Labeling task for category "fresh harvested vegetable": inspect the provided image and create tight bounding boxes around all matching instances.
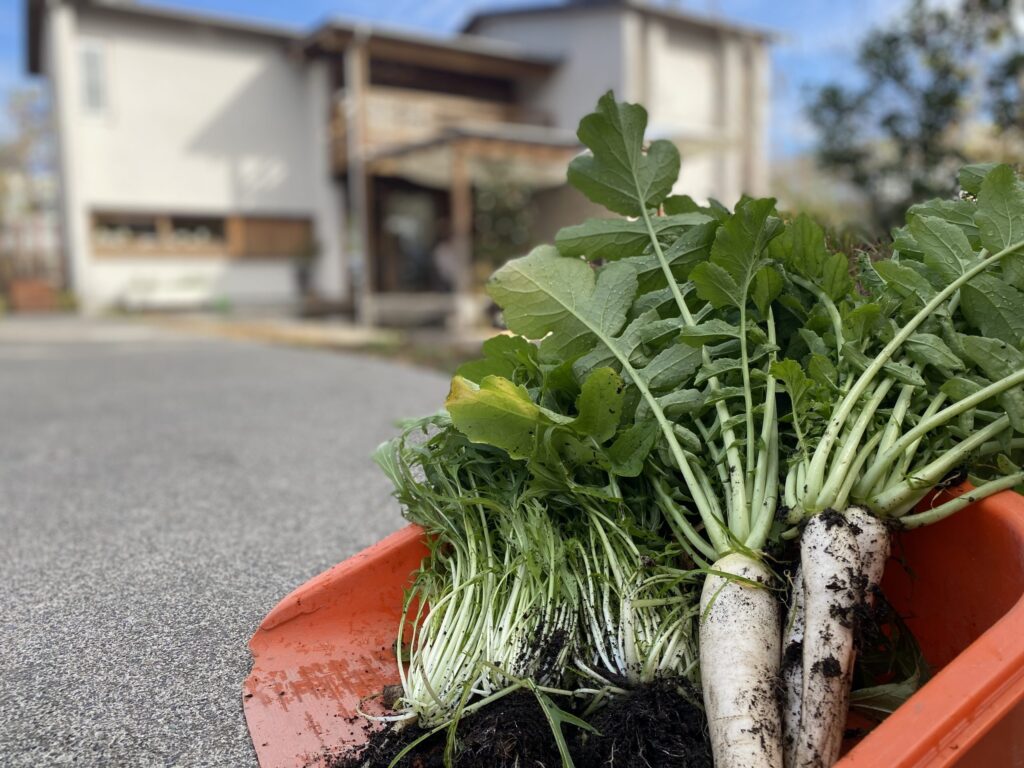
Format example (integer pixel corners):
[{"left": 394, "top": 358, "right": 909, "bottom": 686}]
[
  {"left": 793, "top": 512, "right": 859, "bottom": 767},
  {"left": 700, "top": 554, "right": 782, "bottom": 767},
  {"left": 375, "top": 417, "right": 561, "bottom": 726},
  {"left": 773, "top": 163, "right": 1024, "bottom": 767},
  {"left": 375, "top": 411, "right": 702, "bottom": 745},
  {"left": 367, "top": 91, "right": 1024, "bottom": 768},
  {"left": 453, "top": 94, "right": 790, "bottom": 766},
  {"left": 781, "top": 568, "right": 806, "bottom": 768}
]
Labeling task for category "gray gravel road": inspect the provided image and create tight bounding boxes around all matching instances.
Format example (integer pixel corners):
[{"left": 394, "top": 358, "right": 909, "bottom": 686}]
[{"left": 0, "top": 320, "right": 449, "bottom": 767}]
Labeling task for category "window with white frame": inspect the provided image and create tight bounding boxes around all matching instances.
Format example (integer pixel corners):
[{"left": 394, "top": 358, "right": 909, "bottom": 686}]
[{"left": 79, "top": 41, "right": 107, "bottom": 113}]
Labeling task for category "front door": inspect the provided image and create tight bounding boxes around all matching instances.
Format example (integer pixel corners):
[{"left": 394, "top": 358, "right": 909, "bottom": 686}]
[{"left": 372, "top": 177, "right": 451, "bottom": 294}]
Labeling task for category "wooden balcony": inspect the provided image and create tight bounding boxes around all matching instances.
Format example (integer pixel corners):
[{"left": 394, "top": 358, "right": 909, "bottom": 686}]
[{"left": 331, "top": 86, "right": 547, "bottom": 173}]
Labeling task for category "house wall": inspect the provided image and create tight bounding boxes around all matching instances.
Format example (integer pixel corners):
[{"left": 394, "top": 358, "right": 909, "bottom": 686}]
[
  {"left": 630, "top": 14, "right": 770, "bottom": 201},
  {"left": 468, "top": 9, "right": 628, "bottom": 133},
  {"left": 626, "top": 11, "right": 770, "bottom": 203},
  {"left": 474, "top": 9, "right": 770, "bottom": 205},
  {"left": 630, "top": 14, "right": 718, "bottom": 202},
  {"left": 45, "top": 5, "right": 345, "bottom": 312}
]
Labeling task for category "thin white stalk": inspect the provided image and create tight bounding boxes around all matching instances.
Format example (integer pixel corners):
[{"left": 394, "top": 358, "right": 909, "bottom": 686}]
[
  {"left": 748, "top": 419, "right": 780, "bottom": 551},
  {"left": 785, "top": 465, "right": 799, "bottom": 511},
  {"left": 882, "top": 393, "right": 948, "bottom": 497},
  {"left": 978, "top": 437, "right": 1024, "bottom": 456},
  {"left": 653, "top": 479, "right": 718, "bottom": 562},
  {"left": 834, "top": 432, "right": 883, "bottom": 512},
  {"left": 875, "top": 384, "right": 916, "bottom": 458},
  {"left": 739, "top": 301, "right": 759, "bottom": 514},
  {"left": 747, "top": 309, "right": 779, "bottom": 550}
]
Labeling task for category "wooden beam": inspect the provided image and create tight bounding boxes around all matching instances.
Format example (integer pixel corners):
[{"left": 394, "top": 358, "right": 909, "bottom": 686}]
[
  {"left": 366, "top": 38, "right": 552, "bottom": 80},
  {"left": 344, "top": 39, "right": 375, "bottom": 317},
  {"left": 458, "top": 137, "right": 578, "bottom": 163},
  {"left": 345, "top": 41, "right": 370, "bottom": 164},
  {"left": 450, "top": 141, "right": 473, "bottom": 299},
  {"left": 304, "top": 27, "right": 554, "bottom": 81},
  {"left": 226, "top": 215, "right": 244, "bottom": 257}
]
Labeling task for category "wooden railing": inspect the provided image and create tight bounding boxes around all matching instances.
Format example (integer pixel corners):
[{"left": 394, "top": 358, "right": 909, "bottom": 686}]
[{"left": 331, "top": 86, "right": 547, "bottom": 172}]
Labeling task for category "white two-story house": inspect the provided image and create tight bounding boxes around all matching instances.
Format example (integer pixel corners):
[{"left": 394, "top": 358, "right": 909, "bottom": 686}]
[{"left": 25, "top": 0, "right": 772, "bottom": 323}]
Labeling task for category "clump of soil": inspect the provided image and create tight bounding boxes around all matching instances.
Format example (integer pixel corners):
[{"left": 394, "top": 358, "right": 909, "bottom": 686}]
[
  {"left": 323, "top": 691, "right": 558, "bottom": 768},
  {"left": 811, "top": 655, "right": 842, "bottom": 678},
  {"left": 322, "top": 680, "right": 712, "bottom": 768},
  {"left": 455, "top": 691, "right": 561, "bottom": 767},
  {"left": 322, "top": 721, "right": 444, "bottom": 768},
  {"left": 576, "top": 680, "right": 712, "bottom": 768}
]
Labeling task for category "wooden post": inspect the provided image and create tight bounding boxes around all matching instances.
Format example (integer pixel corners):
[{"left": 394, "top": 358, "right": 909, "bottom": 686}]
[
  {"left": 450, "top": 140, "right": 474, "bottom": 328},
  {"left": 344, "top": 37, "right": 374, "bottom": 324}
]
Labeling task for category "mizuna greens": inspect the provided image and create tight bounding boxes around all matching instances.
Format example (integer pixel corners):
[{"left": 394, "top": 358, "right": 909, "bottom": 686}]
[
  {"left": 375, "top": 410, "right": 704, "bottom": 750},
  {"left": 372, "top": 92, "right": 1024, "bottom": 768}
]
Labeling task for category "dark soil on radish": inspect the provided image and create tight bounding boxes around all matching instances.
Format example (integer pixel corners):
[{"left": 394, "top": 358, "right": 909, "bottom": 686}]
[{"left": 321, "top": 680, "right": 711, "bottom": 768}]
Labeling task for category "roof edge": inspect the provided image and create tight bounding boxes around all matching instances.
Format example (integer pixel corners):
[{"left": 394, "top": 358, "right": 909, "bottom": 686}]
[
  {"left": 462, "top": 0, "right": 776, "bottom": 42},
  {"left": 26, "top": 0, "right": 43, "bottom": 74},
  {"left": 303, "top": 18, "right": 561, "bottom": 70},
  {"left": 26, "top": 0, "right": 301, "bottom": 76},
  {"left": 301, "top": 19, "right": 561, "bottom": 80}
]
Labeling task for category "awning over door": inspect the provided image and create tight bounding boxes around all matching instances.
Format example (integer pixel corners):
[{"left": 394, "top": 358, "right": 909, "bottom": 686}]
[{"left": 365, "top": 124, "right": 581, "bottom": 190}]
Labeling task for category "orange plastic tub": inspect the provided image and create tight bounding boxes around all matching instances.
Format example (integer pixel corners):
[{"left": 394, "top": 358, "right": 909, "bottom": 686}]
[{"left": 244, "top": 489, "right": 1024, "bottom": 768}]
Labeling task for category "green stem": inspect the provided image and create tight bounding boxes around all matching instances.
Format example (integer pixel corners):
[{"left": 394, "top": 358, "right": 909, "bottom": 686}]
[
  {"left": 900, "top": 471, "right": 1024, "bottom": 529},
  {"left": 747, "top": 419, "right": 779, "bottom": 551},
  {"left": 859, "top": 369, "right": 1024, "bottom": 496},
  {"left": 867, "top": 415, "right": 1011, "bottom": 516},
  {"left": 882, "top": 393, "right": 948, "bottom": 497},
  {"left": 640, "top": 205, "right": 694, "bottom": 325},
  {"left": 784, "top": 464, "right": 798, "bottom": 511},
  {"left": 804, "top": 238, "right": 1024, "bottom": 504},
  {"left": 747, "top": 309, "right": 779, "bottom": 550},
  {"left": 834, "top": 431, "right": 884, "bottom": 511},
  {"left": 877, "top": 383, "right": 917, "bottom": 457},
  {"left": 812, "top": 376, "right": 895, "bottom": 512},
  {"left": 640, "top": 205, "right": 744, "bottom": 552},
  {"left": 653, "top": 478, "right": 717, "bottom": 562},
  {"left": 979, "top": 437, "right": 1024, "bottom": 456},
  {"left": 790, "top": 273, "right": 844, "bottom": 365},
  {"left": 739, "top": 302, "right": 758, "bottom": 509}
]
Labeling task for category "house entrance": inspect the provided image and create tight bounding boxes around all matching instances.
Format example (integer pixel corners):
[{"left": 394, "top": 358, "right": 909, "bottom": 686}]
[{"left": 372, "top": 177, "right": 452, "bottom": 294}]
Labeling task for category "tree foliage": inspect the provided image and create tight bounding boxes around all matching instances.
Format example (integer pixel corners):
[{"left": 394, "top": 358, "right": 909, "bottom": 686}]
[{"left": 807, "top": 0, "right": 1023, "bottom": 234}]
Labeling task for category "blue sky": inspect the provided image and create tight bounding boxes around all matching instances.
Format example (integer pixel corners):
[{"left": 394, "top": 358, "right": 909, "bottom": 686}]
[{"left": 0, "top": 0, "right": 897, "bottom": 157}]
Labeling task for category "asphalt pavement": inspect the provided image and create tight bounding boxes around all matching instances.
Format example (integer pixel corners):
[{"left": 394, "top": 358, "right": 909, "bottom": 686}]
[{"left": 0, "top": 318, "right": 449, "bottom": 767}]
